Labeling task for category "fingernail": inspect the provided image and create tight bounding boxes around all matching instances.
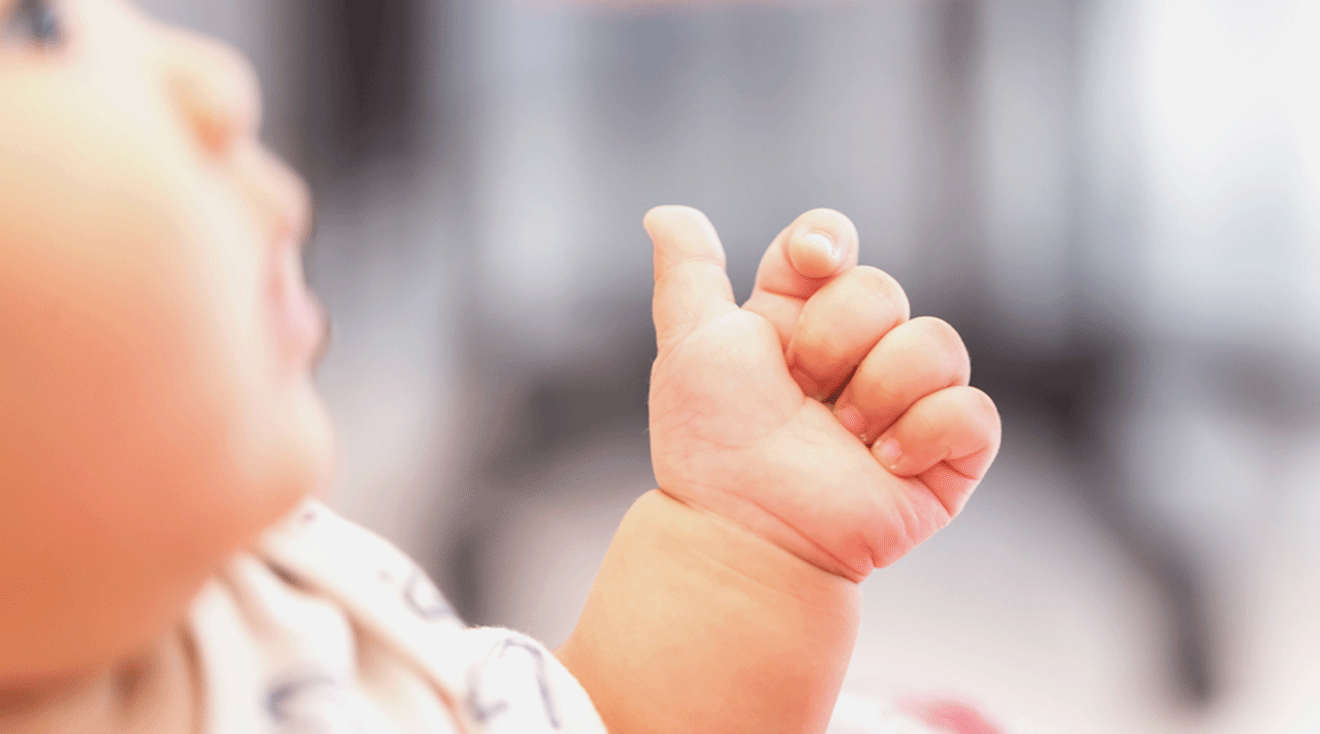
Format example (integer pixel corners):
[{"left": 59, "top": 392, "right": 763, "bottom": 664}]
[
  {"left": 877, "top": 438, "right": 902, "bottom": 468},
  {"left": 834, "top": 404, "right": 866, "bottom": 436},
  {"left": 802, "top": 231, "right": 837, "bottom": 260}
]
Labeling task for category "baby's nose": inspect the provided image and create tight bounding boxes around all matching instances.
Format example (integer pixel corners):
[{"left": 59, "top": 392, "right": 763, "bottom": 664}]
[
  {"left": 237, "top": 142, "right": 314, "bottom": 246},
  {"left": 162, "top": 29, "right": 263, "bottom": 157}
]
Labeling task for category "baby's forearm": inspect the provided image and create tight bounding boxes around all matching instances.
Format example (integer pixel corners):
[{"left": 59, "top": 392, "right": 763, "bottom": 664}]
[{"left": 556, "top": 490, "right": 860, "bottom": 734}]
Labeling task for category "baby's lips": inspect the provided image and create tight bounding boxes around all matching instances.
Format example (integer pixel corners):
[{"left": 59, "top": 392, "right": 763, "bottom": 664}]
[
  {"left": 310, "top": 298, "right": 333, "bottom": 370},
  {"left": 268, "top": 240, "right": 326, "bottom": 365}
]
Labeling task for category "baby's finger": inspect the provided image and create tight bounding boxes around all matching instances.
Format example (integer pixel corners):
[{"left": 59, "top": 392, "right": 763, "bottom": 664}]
[
  {"left": 783, "top": 267, "right": 910, "bottom": 401},
  {"left": 872, "top": 386, "right": 1001, "bottom": 516},
  {"left": 645, "top": 206, "right": 736, "bottom": 354},
  {"left": 832, "top": 317, "right": 969, "bottom": 444},
  {"left": 742, "top": 209, "right": 860, "bottom": 348}
]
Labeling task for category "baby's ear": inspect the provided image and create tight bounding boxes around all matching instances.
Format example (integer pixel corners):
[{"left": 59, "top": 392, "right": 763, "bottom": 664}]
[{"left": 644, "top": 206, "right": 736, "bottom": 353}]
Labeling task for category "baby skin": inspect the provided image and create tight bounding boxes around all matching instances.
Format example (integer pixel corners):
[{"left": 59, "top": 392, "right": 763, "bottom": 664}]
[
  {"left": 0, "top": 0, "right": 999, "bottom": 729},
  {"left": 558, "top": 206, "right": 1001, "bottom": 734}
]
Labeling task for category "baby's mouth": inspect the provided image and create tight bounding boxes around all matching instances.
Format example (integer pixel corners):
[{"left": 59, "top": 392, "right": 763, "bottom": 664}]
[{"left": 269, "top": 239, "right": 325, "bottom": 367}]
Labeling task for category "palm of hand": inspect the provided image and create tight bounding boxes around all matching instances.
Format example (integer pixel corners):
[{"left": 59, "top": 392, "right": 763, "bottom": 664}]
[{"left": 645, "top": 207, "right": 1001, "bottom": 581}]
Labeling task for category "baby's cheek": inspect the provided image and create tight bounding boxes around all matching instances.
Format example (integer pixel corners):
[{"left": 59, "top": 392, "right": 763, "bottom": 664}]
[
  {"left": 183, "top": 176, "right": 336, "bottom": 532},
  {"left": 0, "top": 153, "right": 328, "bottom": 680},
  {"left": 0, "top": 55, "right": 332, "bottom": 679}
]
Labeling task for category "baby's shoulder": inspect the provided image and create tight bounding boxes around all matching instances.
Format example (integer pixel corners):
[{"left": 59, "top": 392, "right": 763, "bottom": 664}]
[
  {"left": 258, "top": 500, "right": 464, "bottom": 630},
  {"left": 186, "top": 500, "right": 605, "bottom": 734}
]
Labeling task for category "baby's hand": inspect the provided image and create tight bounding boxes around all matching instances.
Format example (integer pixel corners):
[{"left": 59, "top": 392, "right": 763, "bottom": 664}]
[{"left": 646, "top": 206, "right": 1000, "bottom": 581}]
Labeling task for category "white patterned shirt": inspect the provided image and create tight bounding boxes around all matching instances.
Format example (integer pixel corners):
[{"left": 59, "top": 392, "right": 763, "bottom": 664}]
[{"left": 185, "top": 500, "right": 981, "bottom": 734}]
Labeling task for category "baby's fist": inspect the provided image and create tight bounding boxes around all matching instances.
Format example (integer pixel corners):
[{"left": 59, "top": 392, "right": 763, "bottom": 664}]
[{"left": 645, "top": 206, "right": 1000, "bottom": 581}]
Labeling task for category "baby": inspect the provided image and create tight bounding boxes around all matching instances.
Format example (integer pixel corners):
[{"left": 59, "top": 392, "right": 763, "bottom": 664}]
[{"left": 0, "top": 1, "right": 1002, "bottom": 732}]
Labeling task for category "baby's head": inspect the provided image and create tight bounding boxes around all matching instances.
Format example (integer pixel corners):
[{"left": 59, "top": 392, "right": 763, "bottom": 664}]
[{"left": 1, "top": 0, "right": 332, "bottom": 684}]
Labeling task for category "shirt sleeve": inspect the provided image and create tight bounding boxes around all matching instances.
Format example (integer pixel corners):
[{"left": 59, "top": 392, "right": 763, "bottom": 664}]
[{"left": 442, "top": 626, "right": 608, "bottom": 734}]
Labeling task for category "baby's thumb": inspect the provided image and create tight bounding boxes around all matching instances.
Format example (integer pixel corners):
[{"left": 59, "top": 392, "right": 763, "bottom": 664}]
[{"left": 645, "top": 206, "right": 736, "bottom": 352}]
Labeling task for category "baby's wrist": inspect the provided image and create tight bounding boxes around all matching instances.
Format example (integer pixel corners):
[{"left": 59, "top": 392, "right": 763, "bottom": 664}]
[
  {"left": 559, "top": 489, "right": 860, "bottom": 734},
  {"left": 640, "top": 489, "right": 859, "bottom": 600}
]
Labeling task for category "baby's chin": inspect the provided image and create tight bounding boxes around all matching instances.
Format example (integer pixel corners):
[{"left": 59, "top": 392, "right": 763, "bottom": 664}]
[
  {"left": 6, "top": 379, "right": 335, "bottom": 685},
  {"left": 251, "top": 373, "right": 336, "bottom": 529},
  {"left": 288, "top": 375, "right": 337, "bottom": 503}
]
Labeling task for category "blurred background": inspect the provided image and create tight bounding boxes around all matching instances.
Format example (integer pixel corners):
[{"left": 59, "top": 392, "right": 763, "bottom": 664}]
[{"left": 138, "top": 0, "right": 1320, "bottom": 731}]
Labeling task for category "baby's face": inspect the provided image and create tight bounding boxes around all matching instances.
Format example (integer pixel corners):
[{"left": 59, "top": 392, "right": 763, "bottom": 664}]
[{"left": 0, "top": 0, "right": 332, "bottom": 682}]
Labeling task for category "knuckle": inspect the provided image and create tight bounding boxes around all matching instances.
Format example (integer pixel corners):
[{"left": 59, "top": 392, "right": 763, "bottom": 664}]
[
  {"left": 906, "top": 403, "right": 942, "bottom": 440},
  {"left": 788, "top": 329, "right": 842, "bottom": 374},
  {"left": 847, "top": 266, "right": 910, "bottom": 321},
  {"left": 910, "top": 316, "right": 969, "bottom": 376},
  {"left": 966, "top": 387, "right": 1000, "bottom": 428},
  {"left": 853, "top": 363, "right": 902, "bottom": 408}
]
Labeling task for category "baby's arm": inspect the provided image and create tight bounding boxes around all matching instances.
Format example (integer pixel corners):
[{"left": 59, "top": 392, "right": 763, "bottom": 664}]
[
  {"left": 556, "top": 207, "right": 1001, "bottom": 734},
  {"left": 557, "top": 489, "right": 860, "bottom": 734}
]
